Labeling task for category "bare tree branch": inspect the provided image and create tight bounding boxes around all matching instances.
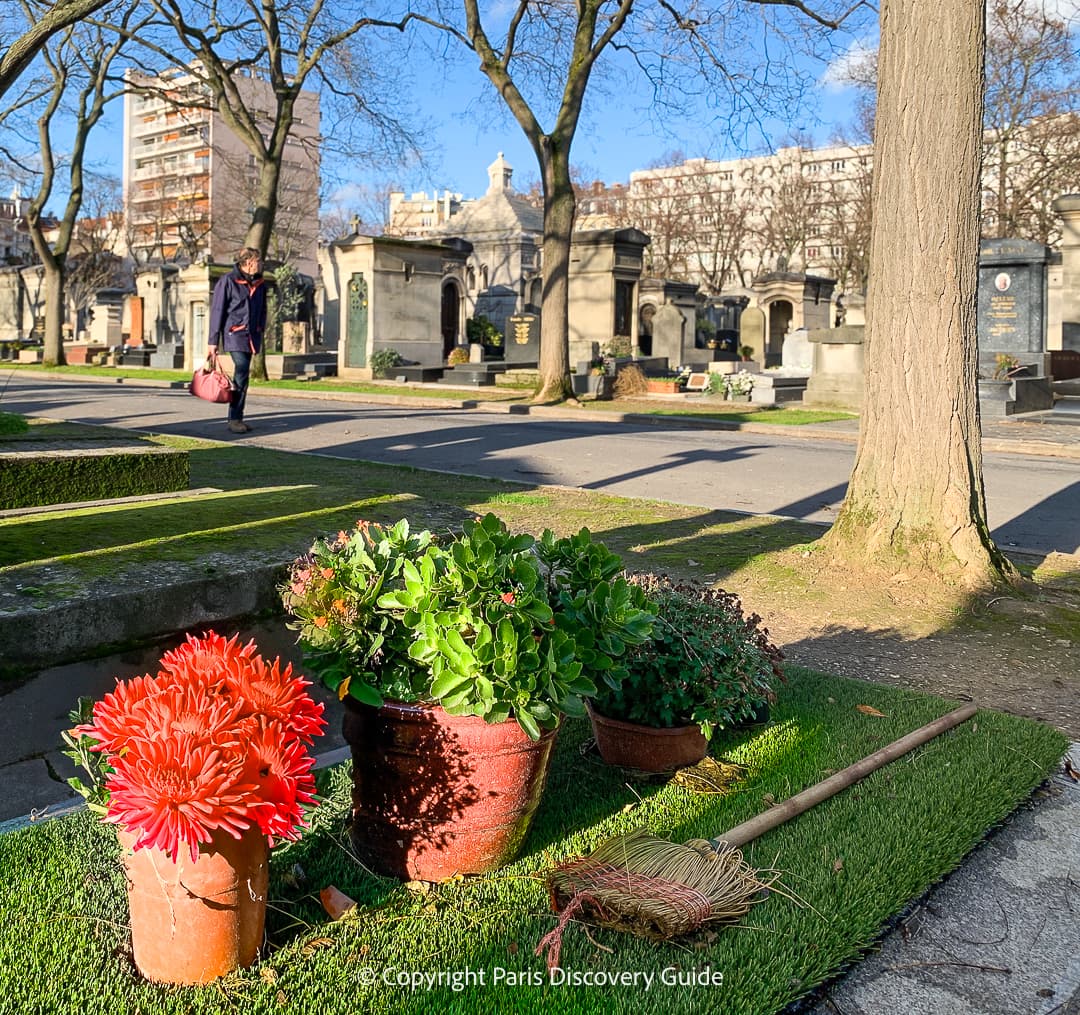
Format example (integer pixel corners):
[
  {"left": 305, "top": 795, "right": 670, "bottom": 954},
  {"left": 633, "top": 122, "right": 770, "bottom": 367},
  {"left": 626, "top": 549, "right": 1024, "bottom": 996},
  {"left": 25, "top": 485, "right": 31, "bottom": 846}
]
[{"left": 0, "top": 0, "right": 114, "bottom": 100}]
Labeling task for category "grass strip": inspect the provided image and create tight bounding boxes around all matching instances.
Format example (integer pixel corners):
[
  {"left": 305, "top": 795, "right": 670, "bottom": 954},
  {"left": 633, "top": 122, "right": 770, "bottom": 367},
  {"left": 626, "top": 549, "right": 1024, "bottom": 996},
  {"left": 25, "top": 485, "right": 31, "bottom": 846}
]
[
  {"left": 1, "top": 426, "right": 821, "bottom": 598},
  {"left": 0, "top": 669, "right": 1065, "bottom": 1014}
]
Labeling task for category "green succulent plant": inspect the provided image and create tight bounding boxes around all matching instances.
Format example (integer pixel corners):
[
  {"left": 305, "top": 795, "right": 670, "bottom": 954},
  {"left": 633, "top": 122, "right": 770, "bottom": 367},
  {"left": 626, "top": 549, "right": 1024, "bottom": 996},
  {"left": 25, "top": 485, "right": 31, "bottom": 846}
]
[{"left": 281, "top": 514, "right": 655, "bottom": 739}]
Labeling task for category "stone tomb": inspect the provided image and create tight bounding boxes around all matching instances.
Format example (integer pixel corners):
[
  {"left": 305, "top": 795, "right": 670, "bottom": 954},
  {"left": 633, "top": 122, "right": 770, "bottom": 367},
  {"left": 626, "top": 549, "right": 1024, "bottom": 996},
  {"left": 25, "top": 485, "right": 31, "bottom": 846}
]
[
  {"left": 739, "top": 306, "right": 766, "bottom": 364},
  {"left": 649, "top": 304, "right": 689, "bottom": 367},
  {"left": 977, "top": 238, "right": 1051, "bottom": 367},
  {"left": 977, "top": 238, "right": 1053, "bottom": 414},
  {"left": 504, "top": 313, "right": 539, "bottom": 366},
  {"left": 750, "top": 326, "right": 814, "bottom": 404}
]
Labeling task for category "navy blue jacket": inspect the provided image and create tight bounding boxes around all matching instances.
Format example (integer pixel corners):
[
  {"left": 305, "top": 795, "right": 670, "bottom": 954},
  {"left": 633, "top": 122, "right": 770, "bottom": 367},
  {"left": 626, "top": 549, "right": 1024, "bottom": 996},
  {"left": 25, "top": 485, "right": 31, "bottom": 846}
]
[{"left": 209, "top": 266, "right": 267, "bottom": 353}]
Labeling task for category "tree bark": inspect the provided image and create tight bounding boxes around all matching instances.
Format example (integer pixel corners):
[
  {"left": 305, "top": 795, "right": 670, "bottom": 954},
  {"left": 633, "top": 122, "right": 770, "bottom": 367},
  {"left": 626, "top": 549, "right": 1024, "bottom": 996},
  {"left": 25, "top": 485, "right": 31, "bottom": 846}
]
[
  {"left": 535, "top": 142, "right": 575, "bottom": 404},
  {"left": 0, "top": 0, "right": 110, "bottom": 100},
  {"left": 41, "top": 259, "right": 67, "bottom": 366},
  {"left": 824, "top": 0, "right": 1014, "bottom": 587}
]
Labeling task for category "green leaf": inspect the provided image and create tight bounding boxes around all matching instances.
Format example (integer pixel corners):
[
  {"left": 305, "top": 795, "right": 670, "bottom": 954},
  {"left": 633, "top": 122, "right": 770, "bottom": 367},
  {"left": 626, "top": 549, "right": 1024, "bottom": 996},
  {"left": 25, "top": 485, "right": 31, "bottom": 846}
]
[
  {"left": 515, "top": 709, "right": 541, "bottom": 741},
  {"left": 348, "top": 681, "right": 383, "bottom": 708},
  {"left": 430, "top": 670, "right": 471, "bottom": 699}
]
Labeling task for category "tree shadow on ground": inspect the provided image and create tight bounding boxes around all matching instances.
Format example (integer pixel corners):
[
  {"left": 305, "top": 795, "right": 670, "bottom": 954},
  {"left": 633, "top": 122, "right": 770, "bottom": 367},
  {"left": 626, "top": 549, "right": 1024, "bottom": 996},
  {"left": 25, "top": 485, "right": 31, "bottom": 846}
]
[{"left": 777, "top": 616, "right": 1080, "bottom": 737}]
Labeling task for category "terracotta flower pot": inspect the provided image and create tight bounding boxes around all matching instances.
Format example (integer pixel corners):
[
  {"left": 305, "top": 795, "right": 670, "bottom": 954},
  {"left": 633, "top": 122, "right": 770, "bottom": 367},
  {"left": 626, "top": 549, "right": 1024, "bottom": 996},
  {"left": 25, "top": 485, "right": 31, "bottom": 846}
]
[
  {"left": 342, "top": 699, "right": 558, "bottom": 882},
  {"left": 120, "top": 825, "right": 268, "bottom": 985},
  {"left": 587, "top": 704, "right": 708, "bottom": 773}
]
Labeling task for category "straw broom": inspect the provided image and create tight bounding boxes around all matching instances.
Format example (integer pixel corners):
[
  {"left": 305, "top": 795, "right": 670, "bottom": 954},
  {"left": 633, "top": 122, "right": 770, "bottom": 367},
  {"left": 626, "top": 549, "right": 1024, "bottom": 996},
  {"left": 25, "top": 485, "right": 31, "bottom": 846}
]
[{"left": 540, "top": 703, "right": 978, "bottom": 961}]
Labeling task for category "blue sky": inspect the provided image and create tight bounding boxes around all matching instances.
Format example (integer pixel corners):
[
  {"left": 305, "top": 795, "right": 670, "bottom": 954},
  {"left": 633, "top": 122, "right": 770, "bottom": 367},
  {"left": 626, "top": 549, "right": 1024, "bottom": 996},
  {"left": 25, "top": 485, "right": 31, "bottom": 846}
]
[
  {"left": 17, "top": 13, "right": 874, "bottom": 219},
  {"left": 11, "top": 1, "right": 1080, "bottom": 222},
  {"left": 317, "top": 36, "right": 871, "bottom": 217}
]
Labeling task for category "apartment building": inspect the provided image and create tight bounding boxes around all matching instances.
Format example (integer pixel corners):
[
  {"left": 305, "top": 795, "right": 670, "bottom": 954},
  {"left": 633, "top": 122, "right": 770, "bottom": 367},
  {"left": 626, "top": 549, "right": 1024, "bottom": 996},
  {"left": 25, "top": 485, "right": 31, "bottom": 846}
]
[
  {"left": 623, "top": 143, "right": 873, "bottom": 296},
  {"left": 385, "top": 189, "right": 467, "bottom": 238},
  {"left": 122, "top": 64, "right": 321, "bottom": 275},
  {"left": 621, "top": 117, "right": 1077, "bottom": 297}
]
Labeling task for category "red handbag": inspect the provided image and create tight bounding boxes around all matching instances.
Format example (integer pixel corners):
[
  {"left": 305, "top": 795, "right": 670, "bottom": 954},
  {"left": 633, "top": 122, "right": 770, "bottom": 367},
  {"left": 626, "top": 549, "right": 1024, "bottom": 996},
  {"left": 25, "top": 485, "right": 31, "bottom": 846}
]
[{"left": 190, "top": 358, "right": 234, "bottom": 404}]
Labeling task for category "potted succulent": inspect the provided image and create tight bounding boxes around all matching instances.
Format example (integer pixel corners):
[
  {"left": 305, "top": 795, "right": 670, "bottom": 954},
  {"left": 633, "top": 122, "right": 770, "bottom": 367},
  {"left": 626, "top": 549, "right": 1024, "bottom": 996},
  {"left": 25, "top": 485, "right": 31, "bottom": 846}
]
[
  {"left": 61, "top": 632, "right": 325, "bottom": 985},
  {"left": 588, "top": 575, "right": 784, "bottom": 773},
  {"left": 281, "top": 514, "right": 653, "bottom": 881}
]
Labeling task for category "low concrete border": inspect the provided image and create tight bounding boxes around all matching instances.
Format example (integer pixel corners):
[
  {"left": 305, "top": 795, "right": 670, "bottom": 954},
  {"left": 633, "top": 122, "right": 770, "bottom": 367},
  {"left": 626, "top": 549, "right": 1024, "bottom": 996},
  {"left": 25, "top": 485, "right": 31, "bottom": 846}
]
[{"left": 0, "top": 558, "right": 288, "bottom": 672}]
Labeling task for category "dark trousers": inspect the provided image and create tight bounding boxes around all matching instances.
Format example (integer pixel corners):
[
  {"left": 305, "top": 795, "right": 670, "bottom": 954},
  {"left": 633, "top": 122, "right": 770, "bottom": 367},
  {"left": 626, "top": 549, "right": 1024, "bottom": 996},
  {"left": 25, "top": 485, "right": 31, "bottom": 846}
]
[{"left": 228, "top": 350, "right": 252, "bottom": 421}]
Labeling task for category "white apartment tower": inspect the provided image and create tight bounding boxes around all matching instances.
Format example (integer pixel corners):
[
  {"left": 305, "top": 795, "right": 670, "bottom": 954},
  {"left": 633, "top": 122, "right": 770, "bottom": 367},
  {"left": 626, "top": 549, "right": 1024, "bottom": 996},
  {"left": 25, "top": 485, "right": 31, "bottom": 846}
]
[{"left": 122, "top": 64, "right": 321, "bottom": 275}]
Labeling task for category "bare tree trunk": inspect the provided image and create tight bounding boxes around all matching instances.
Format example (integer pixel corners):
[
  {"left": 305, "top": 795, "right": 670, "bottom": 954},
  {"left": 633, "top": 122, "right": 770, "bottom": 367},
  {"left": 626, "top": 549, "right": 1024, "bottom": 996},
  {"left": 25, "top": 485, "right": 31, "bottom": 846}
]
[
  {"left": 535, "top": 145, "right": 575, "bottom": 404},
  {"left": 823, "top": 0, "right": 1014, "bottom": 587},
  {"left": 243, "top": 148, "right": 283, "bottom": 258},
  {"left": 41, "top": 259, "right": 66, "bottom": 367},
  {"left": 244, "top": 156, "right": 283, "bottom": 382}
]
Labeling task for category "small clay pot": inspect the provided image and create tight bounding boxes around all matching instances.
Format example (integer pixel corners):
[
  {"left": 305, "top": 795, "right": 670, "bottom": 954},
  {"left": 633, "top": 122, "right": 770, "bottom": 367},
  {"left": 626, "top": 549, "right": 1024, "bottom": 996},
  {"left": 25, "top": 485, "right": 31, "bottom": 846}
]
[
  {"left": 587, "top": 704, "right": 707, "bottom": 773},
  {"left": 120, "top": 825, "right": 268, "bottom": 985}
]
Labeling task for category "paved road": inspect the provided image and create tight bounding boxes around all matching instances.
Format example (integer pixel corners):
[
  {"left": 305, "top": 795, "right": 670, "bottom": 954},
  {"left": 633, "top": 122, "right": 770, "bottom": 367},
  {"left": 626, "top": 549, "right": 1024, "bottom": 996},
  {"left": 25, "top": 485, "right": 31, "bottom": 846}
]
[{"left": 4, "top": 376, "right": 1079, "bottom": 557}]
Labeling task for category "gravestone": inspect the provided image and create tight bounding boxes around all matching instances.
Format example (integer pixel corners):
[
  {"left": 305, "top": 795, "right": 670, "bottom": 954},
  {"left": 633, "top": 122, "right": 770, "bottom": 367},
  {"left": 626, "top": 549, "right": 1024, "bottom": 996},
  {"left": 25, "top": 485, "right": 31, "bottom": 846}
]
[
  {"left": 149, "top": 341, "right": 185, "bottom": 369},
  {"left": 780, "top": 328, "right": 812, "bottom": 373},
  {"left": 977, "top": 238, "right": 1050, "bottom": 370},
  {"left": 505, "top": 313, "right": 539, "bottom": 365},
  {"left": 650, "top": 304, "right": 686, "bottom": 366},
  {"left": 739, "top": 306, "right": 765, "bottom": 363}
]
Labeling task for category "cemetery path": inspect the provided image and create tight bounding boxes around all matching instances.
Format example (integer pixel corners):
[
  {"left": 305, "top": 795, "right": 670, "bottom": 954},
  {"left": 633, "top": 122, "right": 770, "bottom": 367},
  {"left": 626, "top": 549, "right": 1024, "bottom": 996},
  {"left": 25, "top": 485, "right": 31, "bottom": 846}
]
[
  {"left": 4, "top": 375, "right": 1080, "bottom": 557},
  {"left": 4, "top": 374, "right": 1079, "bottom": 741}
]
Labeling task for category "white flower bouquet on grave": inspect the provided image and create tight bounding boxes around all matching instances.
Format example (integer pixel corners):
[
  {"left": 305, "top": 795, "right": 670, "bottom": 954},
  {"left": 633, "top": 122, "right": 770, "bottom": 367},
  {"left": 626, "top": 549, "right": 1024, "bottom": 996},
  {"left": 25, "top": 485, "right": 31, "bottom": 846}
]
[{"left": 726, "top": 371, "right": 754, "bottom": 396}]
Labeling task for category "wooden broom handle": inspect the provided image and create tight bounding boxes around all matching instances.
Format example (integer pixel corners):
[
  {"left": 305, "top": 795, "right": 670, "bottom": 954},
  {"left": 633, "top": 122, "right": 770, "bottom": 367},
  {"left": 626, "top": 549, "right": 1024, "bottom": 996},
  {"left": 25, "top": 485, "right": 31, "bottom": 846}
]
[{"left": 712, "top": 703, "right": 979, "bottom": 852}]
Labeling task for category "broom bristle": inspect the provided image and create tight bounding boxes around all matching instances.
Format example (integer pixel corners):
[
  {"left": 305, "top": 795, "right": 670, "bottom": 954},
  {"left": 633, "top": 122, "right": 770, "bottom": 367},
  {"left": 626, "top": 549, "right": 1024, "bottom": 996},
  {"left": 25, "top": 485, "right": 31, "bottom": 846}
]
[{"left": 548, "top": 828, "right": 773, "bottom": 940}]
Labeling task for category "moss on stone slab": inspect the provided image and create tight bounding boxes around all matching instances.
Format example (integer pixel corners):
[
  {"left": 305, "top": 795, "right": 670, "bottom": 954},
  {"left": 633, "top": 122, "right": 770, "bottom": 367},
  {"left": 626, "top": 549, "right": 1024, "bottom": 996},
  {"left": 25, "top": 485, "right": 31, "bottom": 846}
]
[{"left": 0, "top": 447, "right": 189, "bottom": 510}]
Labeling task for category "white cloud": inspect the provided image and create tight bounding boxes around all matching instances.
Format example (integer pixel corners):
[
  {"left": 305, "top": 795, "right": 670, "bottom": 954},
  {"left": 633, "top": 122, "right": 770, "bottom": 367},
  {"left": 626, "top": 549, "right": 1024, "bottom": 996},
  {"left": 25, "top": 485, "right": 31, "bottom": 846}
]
[
  {"left": 1040, "top": 0, "right": 1080, "bottom": 21},
  {"left": 820, "top": 39, "right": 877, "bottom": 93}
]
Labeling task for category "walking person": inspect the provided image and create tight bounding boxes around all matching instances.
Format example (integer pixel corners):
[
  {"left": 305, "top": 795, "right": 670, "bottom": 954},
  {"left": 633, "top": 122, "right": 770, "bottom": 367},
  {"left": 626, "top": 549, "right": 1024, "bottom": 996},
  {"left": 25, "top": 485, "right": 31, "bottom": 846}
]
[{"left": 208, "top": 247, "right": 266, "bottom": 433}]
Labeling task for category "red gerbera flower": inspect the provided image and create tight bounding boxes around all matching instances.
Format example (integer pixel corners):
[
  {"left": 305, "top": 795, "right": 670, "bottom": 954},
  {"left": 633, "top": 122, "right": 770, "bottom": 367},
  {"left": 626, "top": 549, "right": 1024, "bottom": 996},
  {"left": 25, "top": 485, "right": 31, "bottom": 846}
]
[
  {"left": 104, "top": 738, "right": 257, "bottom": 862},
  {"left": 87, "top": 681, "right": 244, "bottom": 757},
  {"left": 222, "top": 656, "right": 325, "bottom": 742},
  {"left": 236, "top": 720, "right": 319, "bottom": 843},
  {"left": 77, "top": 631, "right": 325, "bottom": 861}
]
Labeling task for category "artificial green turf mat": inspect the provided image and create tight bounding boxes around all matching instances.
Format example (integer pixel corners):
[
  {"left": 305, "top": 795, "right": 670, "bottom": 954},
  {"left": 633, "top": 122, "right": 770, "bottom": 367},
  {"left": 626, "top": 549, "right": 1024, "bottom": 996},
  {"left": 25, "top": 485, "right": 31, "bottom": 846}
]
[{"left": 0, "top": 670, "right": 1066, "bottom": 1014}]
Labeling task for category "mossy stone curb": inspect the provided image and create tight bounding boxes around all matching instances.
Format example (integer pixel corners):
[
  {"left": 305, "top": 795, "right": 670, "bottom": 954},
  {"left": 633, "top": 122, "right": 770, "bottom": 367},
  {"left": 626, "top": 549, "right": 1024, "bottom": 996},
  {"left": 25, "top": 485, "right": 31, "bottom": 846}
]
[
  {"left": 0, "top": 558, "right": 285, "bottom": 674},
  {"left": 0, "top": 446, "right": 189, "bottom": 510}
]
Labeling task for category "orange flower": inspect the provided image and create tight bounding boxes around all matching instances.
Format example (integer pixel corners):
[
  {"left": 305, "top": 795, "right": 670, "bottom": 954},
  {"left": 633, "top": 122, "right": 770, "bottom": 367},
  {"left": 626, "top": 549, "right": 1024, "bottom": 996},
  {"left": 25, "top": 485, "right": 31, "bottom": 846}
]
[
  {"left": 321, "top": 567, "right": 335, "bottom": 579},
  {"left": 313, "top": 616, "right": 328, "bottom": 628},
  {"left": 501, "top": 591, "right": 516, "bottom": 606},
  {"left": 104, "top": 738, "right": 256, "bottom": 862},
  {"left": 238, "top": 720, "right": 318, "bottom": 842},
  {"left": 78, "top": 631, "right": 325, "bottom": 862},
  {"left": 223, "top": 656, "right": 325, "bottom": 742},
  {"left": 332, "top": 598, "right": 346, "bottom": 613}
]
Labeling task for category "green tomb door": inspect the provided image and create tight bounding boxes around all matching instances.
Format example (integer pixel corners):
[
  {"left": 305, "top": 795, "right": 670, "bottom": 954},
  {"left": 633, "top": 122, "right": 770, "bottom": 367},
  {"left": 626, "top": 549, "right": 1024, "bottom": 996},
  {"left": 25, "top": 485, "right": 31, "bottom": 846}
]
[{"left": 347, "top": 273, "right": 368, "bottom": 368}]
